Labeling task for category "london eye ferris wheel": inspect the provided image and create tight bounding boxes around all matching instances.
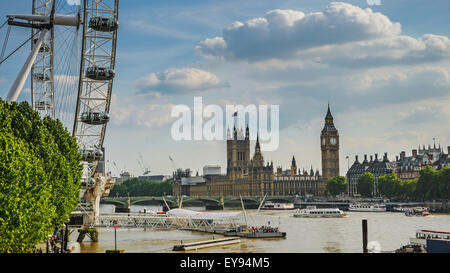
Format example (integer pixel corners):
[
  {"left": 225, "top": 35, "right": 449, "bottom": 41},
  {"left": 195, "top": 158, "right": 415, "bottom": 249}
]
[{"left": 3, "top": 0, "right": 119, "bottom": 186}]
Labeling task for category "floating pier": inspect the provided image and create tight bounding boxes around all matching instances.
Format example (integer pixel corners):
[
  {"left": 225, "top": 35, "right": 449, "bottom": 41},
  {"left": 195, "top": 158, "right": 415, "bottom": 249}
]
[
  {"left": 225, "top": 231, "right": 286, "bottom": 238},
  {"left": 173, "top": 237, "right": 241, "bottom": 251},
  {"left": 181, "top": 226, "right": 287, "bottom": 239}
]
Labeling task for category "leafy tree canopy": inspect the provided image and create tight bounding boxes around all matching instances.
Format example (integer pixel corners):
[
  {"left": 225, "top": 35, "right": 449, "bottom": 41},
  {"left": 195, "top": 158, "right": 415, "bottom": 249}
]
[
  {"left": 357, "top": 172, "right": 375, "bottom": 197},
  {"left": 326, "top": 176, "right": 347, "bottom": 196},
  {"left": 0, "top": 98, "right": 82, "bottom": 252},
  {"left": 109, "top": 178, "right": 173, "bottom": 197}
]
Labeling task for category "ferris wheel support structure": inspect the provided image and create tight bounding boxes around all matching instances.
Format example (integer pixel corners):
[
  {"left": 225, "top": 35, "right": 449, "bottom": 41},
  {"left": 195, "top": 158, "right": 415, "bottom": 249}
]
[
  {"left": 6, "top": 28, "right": 48, "bottom": 102},
  {"left": 5, "top": 11, "right": 80, "bottom": 103}
]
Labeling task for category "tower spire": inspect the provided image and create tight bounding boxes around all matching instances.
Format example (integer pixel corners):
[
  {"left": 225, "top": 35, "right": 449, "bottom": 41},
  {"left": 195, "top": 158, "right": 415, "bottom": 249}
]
[
  {"left": 255, "top": 133, "right": 260, "bottom": 152},
  {"left": 326, "top": 102, "right": 333, "bottom": 121}
]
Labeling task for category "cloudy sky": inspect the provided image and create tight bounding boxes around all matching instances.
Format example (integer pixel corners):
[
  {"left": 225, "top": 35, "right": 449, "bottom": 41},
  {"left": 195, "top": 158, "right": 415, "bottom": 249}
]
[{"left": 1, "top": 0, "right": 449, "bottom": 177}]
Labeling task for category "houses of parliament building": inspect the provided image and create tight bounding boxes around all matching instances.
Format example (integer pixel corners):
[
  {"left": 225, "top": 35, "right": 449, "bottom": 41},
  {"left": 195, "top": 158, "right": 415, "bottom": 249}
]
[{"left": 173, "top": 105, "right": 340, "bottom": 197}]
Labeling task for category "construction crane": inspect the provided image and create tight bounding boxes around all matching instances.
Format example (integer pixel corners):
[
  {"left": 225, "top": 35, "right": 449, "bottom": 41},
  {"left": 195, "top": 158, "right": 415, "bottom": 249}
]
[
  {"left": 168, "top": 155, "right": 177, "bottom": 171},
  {"left": 113, "top": 161, "right": 120, "bottom": 176},
  {"left": 136, "top": 152, "right": 151, "bottom": 176}
]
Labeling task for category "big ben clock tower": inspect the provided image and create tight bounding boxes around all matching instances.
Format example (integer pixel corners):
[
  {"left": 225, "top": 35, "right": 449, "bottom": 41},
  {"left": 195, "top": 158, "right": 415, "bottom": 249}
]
[{"left": 321, "top": 103, "right": 340, "bottom": 183}]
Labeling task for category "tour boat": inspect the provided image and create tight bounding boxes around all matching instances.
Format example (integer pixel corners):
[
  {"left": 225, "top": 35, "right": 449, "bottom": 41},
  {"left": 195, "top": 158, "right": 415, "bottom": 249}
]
[
  {"left": 261, "top": 202, "right": 295, "bottom": 210},
  {"left": 409, "top": 229, "right": 450, "bottom": 247},
  {"left": 293, "top": 206, "right": 347, "bottom": 218},
  {"left": 348, "top": 203, "right": 386, "bottom": 212},
  {"left": 397, "top": 230, "right": 450, "bottom": 253},
  {"left": 393, "top": 206, "right": 409, "bottom": 212},
  {"left": 405, "top": 207, "right": 430, "bottom": 217}
]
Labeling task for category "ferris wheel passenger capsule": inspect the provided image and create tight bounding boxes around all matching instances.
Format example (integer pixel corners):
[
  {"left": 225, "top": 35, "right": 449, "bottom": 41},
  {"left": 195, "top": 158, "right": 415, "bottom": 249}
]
[
  {"left": 33, "top": 38, "right": 50, "bottom": 53},
  {"left": 39, "top": 44, "right": 51, "bottom": 53},
  {"left": 94, "top": 149, "right": 103, "bottom": 158},
  {"left": 80, "top": 147, "right": 103, "bottom": 162},
  {"left": 33, "top": 72, "right": 50, "bottom": 82},
  {"left": 89, "top": 16, "right": 119, "bottom": 32},
  {"left": 81, "top": 111, "right": 110, "bottom": 125},
  {"left": 85, "top": 65, "right": 115, "bottom": 81},
  {"left": 35, "top": 100, "right": 51, "bottom": 110}
]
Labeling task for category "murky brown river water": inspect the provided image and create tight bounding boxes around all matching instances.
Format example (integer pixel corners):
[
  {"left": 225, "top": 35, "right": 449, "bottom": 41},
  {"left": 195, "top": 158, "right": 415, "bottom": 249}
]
[{"left": 71, "top": 204, "right": 450, "bottom": 253}]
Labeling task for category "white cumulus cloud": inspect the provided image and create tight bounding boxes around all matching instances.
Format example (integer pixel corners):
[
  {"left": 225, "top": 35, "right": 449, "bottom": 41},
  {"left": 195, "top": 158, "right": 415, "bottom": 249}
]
[
  {"left": 196, "top": 2, "right": 401, "bottom": 61},
  {"left": 135, "top": 67, "right": 229, "bottom": 94}
]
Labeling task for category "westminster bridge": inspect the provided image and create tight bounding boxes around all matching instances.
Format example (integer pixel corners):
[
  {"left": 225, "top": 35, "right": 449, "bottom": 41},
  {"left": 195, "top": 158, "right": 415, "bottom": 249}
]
[
  {"left": 101, "top": 195, "right": 296, "bottom": 210},
  {"left": 100, "top": 196, "right": 433, "bottom": 212}
]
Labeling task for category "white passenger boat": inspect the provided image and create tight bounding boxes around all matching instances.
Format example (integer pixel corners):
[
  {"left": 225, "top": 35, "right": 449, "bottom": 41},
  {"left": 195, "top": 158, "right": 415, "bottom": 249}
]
[
  {"left": 404, "top": 207, "right": 430, "bottom": 217},
  {"left": 409, "top": 230, "right": 450, "bottom": 247},
  {"left": 348, "top": 203, "right": 386, "bottom": 212},
  {"left": 393, "top": 206, "right": 409, "bottom": 212},
  {"left": 293, "top": 206, "right": 347, "bottom": 218},
  {"left": 261, "top": 202, "right": 295, "bottom": 210}
]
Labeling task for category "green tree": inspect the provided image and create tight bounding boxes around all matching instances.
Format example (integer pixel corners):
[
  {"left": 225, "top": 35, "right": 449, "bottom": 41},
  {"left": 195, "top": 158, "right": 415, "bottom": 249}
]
[
  {"left": 0, "top": 133, "right": 56, "bottom": 252},
  {"left": 399, "top": 179, "right": 418, "bottom": 200},
  {"left": 42, "top": 117, "right": 82, "bottom": 226},
  {"left": 438, "top": 167, "right": 450, "bottom": 209},
  {"left": 6, "top": 101, "right": 82, "bottom": 226},
  {"left": 326, "top": 176, "right": 347, "bottom": 196},
  {"left": 416, "top": 166, "right": 437, "bottom": 201},
  {"left": 109, "top": 178, "right": 173, "bottom": 197},
  {"left": 357, "top": 172, "right": 375, "bottom": 197},
  {"left": 0, "top": 98, "right": 82, "bottom": 251},
  {"left": 378, "top": 173, "right": 401, "bottom": 198}
]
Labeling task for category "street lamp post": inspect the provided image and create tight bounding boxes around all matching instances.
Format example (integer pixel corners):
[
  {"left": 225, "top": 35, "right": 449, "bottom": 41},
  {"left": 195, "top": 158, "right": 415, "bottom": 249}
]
[{"left": 346, "top": 155, "right": 350, "bottom": 196}]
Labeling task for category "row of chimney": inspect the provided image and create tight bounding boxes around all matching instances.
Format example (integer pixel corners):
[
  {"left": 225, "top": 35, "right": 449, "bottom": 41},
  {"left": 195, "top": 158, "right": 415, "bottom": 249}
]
[
  {"left": 354, "top": 152, "right": 388, "bottom": 163},
  {"left": 396, "top": 146, "right": 450, "bottom": 161},
  {"left": 353, "top": 146, "right": 449, "bottom": 164}
]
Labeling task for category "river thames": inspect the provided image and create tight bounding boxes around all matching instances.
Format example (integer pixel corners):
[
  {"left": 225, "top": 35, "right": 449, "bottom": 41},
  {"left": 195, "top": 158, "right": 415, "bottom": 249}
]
[{"left": 70, "top": 204, "right": 450, "bottom": 253}]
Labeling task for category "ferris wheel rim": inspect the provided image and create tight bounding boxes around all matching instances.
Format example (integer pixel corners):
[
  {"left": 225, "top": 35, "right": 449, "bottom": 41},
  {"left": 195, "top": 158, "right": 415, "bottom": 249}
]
[
  {"left": 29, "top": 0, "right": 119, "bottom": 178},
  {"left": 72, "top": 0, "right": 119, "bottom": 177},
  {"left": 31, "top": 0, "right": 56, "bottom": 119}
]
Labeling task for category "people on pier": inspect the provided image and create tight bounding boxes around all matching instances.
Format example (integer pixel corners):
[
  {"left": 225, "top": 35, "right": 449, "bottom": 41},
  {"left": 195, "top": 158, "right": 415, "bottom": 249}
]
[{"left": 249, "top": 225, "right": 279, "bottom": 233}]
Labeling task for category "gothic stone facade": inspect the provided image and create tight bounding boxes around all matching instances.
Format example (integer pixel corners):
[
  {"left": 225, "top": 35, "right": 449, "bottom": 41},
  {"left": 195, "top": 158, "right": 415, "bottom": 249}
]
[
  {"left": 321, "top": 104, "right": 340, "bottom": 183},
  {"left": 173, "top": 106, "right": 338, "bottom": 197}
]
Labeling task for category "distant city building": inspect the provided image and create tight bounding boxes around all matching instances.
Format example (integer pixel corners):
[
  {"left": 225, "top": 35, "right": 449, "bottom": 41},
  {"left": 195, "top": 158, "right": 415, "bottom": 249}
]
[
  {"left": 137, "top": 175, "right": 171, "bottom": 182},
  {"left": 173, "top": 168, "right": 191, "bottom": 181},
  {"left": 346, "top": 153, "right": 396, "bottom": 196},
  {"left": 173, "top": 105, "right": 336, "bottom": 197},
  {"left": 115, "top": 171, "right": 132, "bottom": 185},
  {"left": 203, "top": 165, "right": 221, "bottom": 176},
  {"left": 433, "top": 146, "right": 450, "bottom": 170},
  {"left": 273, "top": 156, "right": 322, "bottom": 196},
  {"left": 395, "top": 144, "right": 449, "bottom": 180},
  {"left": 346, "top": 144, "right": 450, "bottom": 196},
  {"left": 179, "top": 176, "right": 206, "bottom": 196}
]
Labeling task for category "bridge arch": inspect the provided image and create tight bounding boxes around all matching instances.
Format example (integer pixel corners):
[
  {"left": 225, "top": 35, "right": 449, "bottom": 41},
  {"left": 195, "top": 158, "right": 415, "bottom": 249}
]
[
  {"left": 180, "top": 196, "right": 222, "bottom": 208},
  {"left": 132, "top": 197, "right": 176, "bottom": 207},
  {"left": 223, "top": 196, "right": 259, "bottom": 207},
  {"left": 101, "top": 198, "right": 127, "bottom": 208}
]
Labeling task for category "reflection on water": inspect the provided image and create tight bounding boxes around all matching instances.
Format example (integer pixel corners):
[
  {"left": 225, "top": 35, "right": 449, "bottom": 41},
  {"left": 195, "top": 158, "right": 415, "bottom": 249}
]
[{"left": 71, "top": 204, "right": 450, "bottom": 253}]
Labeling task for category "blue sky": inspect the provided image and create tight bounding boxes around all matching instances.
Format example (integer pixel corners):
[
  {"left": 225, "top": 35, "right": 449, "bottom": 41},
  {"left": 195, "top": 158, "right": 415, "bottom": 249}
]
[{"left": 1, "top": 0, "right": 450, "bottom": 177}]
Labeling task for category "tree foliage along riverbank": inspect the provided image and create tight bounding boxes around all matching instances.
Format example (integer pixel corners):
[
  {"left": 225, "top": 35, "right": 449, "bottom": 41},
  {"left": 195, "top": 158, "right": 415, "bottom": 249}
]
[
  {"left": 0, "top": 99, "right": 82, "bottom": 252},
  {"left": 325, "top": 166, "right": 450, "bottom": 202},
  {"left": 325, "top": 175, "right": 347, "bottom": 196},
  {"left": 378, "top": 166, "right": 450, "bottom": 202},
  {"left": 109, "top": 178, "right": 173, "bottom": 197}
]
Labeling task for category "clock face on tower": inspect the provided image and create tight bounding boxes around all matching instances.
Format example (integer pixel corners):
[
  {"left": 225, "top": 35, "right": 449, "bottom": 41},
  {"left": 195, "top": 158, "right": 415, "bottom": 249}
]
[{"left": 330, "top": 137, "right": 336, "bottom": 145}]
